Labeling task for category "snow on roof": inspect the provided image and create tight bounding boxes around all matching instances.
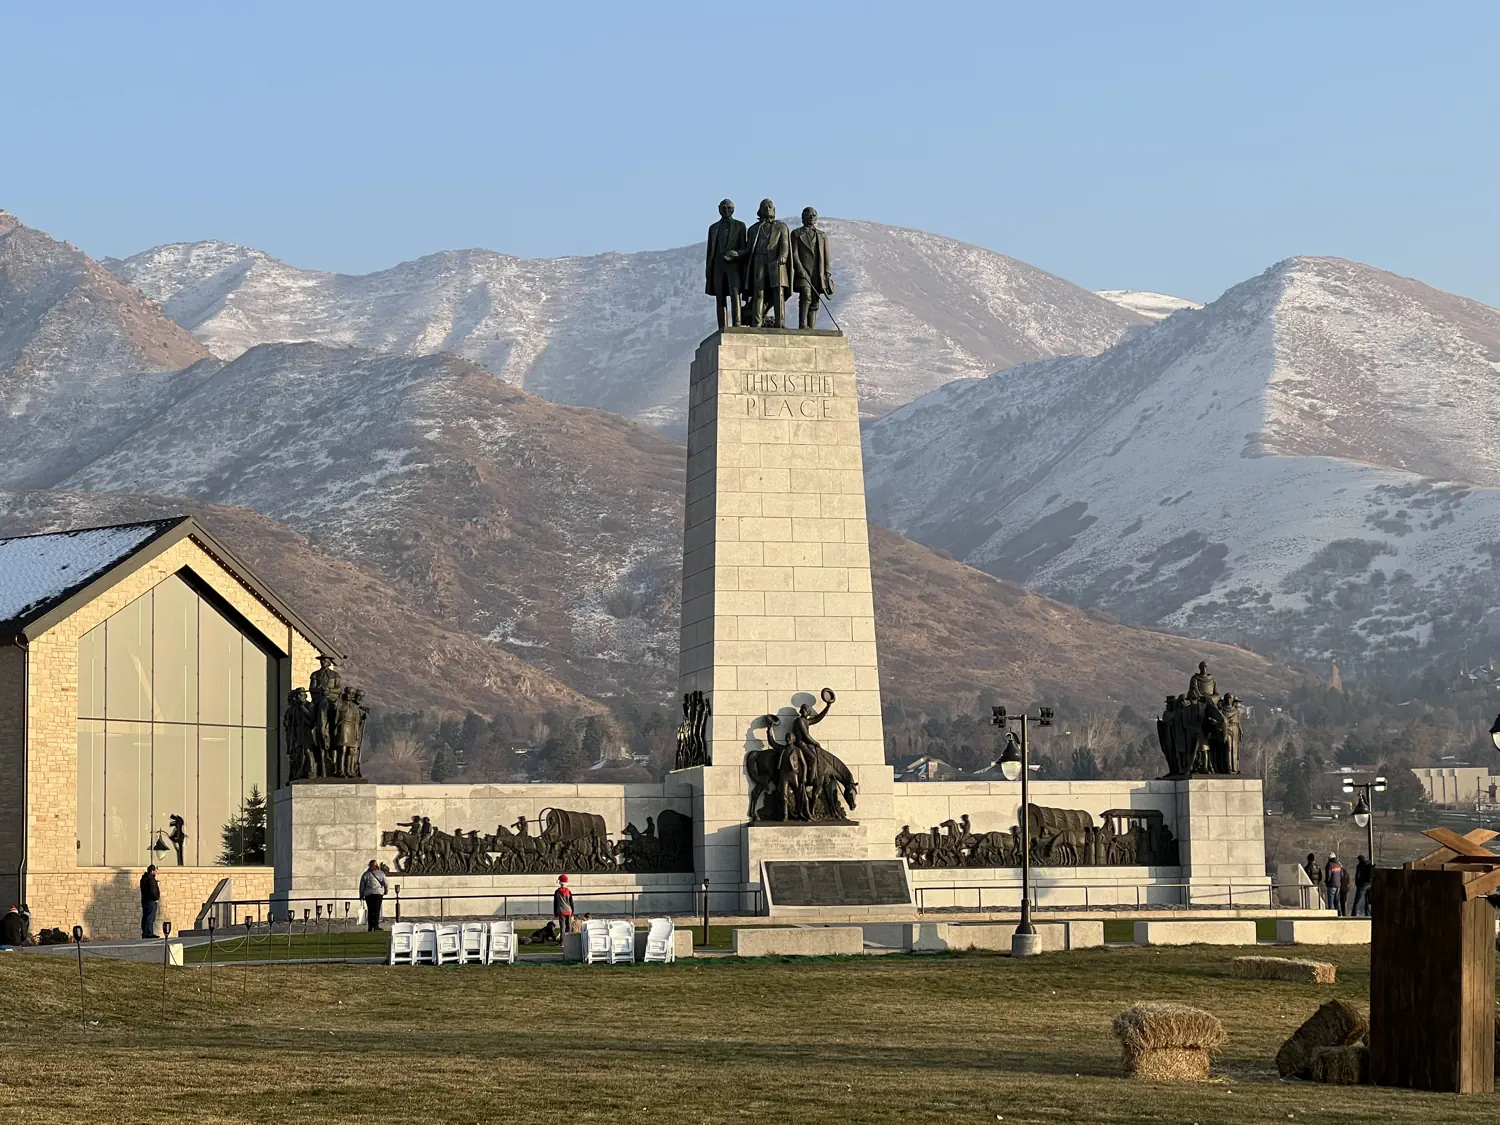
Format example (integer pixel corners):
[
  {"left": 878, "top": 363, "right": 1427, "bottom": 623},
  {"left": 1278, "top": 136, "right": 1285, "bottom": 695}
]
[{"left": 0, "top": 519, "right": 181, "bottom": 629}]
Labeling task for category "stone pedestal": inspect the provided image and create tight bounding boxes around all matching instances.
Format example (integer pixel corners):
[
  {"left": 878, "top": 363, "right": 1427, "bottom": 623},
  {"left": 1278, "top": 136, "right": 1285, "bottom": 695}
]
[
  {"left": 272, "top": 780, "right": 378, "bottom": 904},
  {"left": 1173, "top": 777, "right": 1271, "bottom": 905},
  {"left": 744, "top": 822, "right": 870, "bottom": 882},
  {"left": 675, "top": 328, "right": 895, "bottom": 896}
]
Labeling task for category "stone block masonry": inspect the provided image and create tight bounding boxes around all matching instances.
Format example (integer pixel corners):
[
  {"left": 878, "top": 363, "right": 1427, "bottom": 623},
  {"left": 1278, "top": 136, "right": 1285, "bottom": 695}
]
[{"left": 678, "top": 329, "right": 895, "bottom": 900}]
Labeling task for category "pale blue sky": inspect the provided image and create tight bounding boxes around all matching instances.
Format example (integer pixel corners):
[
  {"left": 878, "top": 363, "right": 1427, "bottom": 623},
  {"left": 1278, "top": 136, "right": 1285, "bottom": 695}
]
[{"left": 6, "top": 1, "right": 1497, "bottom": 304}]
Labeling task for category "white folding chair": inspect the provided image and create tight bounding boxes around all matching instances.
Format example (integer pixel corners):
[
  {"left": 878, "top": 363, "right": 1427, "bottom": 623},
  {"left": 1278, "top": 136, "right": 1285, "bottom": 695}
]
[
  {"left": 643, "top": 917, "right": 675, "bottom": 964},
  {"left": 458, "top": 921, "right": 488, "bottom": 965},
  {"left": 608, "top": 919, "right": 636, "bottom": 965},
  {"left": 486, "top": 920, "right": 516, "bottom": 965},
  {"left": 434, "top": 924, "right": 462, "bottom": 965},
  {"left": 387, "top": 921, "right": 416, "bottom": 966},
  {"left": 582, "top": 918, "right": 611, "bottom": 964},
  {"left": 412, "top": 922, "right": 439, "bottom": 965}
]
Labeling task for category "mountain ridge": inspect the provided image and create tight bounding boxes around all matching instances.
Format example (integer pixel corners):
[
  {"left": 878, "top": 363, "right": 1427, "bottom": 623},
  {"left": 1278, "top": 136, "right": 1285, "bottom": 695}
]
[
  {"left": 105, "top": 217, "right": 1149, "bottom": 428},
  {"left": 864, "top": 255, "right": 1500, "bottom": 672}
]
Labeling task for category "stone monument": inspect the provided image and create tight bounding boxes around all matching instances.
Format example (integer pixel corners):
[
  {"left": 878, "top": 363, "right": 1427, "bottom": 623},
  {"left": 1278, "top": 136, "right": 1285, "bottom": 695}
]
[{"left": 679, "top": 236, "right": 891, "bottom": 905}]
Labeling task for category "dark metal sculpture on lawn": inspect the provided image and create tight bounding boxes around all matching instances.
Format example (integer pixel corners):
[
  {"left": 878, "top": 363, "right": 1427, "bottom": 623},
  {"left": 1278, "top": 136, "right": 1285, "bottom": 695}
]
[
  {"left": 1156, "top": 661, "right": 1242, "bottom": 776},
  {"left": 746, "top": 688, "right": 858, "bottom": 822},
  {"left": 895, "top": 805, "right": 1179, "bottom": 869},
  {"left": 380, "top": 808, "right": 693, "bottom": 875}
]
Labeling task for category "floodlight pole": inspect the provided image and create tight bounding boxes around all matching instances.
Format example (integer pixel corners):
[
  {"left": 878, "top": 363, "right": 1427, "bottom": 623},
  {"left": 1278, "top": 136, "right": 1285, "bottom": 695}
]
[
  {"left": 1018, "top": 714, "right": 1034, "bottom": 945},
  {"left": 992, "top": 705, "right": 1053, "bottom": 957}
]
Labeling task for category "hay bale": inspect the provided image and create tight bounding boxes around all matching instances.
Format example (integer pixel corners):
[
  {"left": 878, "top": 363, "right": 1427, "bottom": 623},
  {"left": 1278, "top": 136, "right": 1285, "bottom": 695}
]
[
  {"left": 1275, "top": 999, "right": 1369, "bottom": 1079},
  {"left": 1112, "top": 1003, "right": 1226, "bottom": 1081},
  {"left": 1129, "top": 1047, "right": 1212, "bottom": 1081},
  {"left": 1231, "top": 956, "right": 1336, "bottom": 984},
  {"left": 1311, "top": 1043, "right": 1369, "bottom": 1085}
]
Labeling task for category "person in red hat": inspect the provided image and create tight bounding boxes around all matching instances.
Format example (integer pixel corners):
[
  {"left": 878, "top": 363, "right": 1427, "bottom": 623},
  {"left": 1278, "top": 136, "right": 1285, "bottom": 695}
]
[{"left": 552, "top": 874, "right": 576, "bottom": 937}]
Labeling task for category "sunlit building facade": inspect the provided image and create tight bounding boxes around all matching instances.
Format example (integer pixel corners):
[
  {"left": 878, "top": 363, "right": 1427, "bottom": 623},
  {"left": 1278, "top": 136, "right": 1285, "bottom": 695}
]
[{"left": 0, "top": 518, "right": 334, "bottom": 936}]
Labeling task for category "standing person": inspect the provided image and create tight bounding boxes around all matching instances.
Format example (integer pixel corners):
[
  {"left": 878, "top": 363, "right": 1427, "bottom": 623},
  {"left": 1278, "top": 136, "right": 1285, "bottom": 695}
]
[
  {"left": 1353, "top": 854, "right": 1373, "bottom": 916},
  {"left": 553, "top": 874, "right": 576, "bottom": 935},
  {"left": 1338, "top": 863, "right": 1353, "bottom": 917},
  {"left": 140, "top": 864, "right": 161, "bottom": 938},
  {"left": 1303, "top": 852, "right": 1324, "bottom": 908},
  {"left": 360, "top": 860, "right": 387, "bottom": 932},
  {"left": 1324, "top": 853, "right": 1344, "bottom": 915}
]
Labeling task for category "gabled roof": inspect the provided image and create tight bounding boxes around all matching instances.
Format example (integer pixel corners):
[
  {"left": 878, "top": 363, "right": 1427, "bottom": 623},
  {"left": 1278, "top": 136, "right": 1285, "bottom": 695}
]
[{"left": 0, "top": 516, "right": 341, "bottom": 656}]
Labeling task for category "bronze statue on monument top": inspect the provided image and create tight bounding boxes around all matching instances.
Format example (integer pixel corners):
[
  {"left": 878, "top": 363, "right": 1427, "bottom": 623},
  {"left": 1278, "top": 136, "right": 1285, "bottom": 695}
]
[
  {"left": 705, "top": 199, "right": 747, "bottom": 330},
  {"left": 706, "top": 197, "right": 837, "bottom": 332},
  {"left": 739, "top": 199, "right": 793, "bottom": 329},
  {"left": 789, "top": 207, "right": 834, "bottom": 329}
]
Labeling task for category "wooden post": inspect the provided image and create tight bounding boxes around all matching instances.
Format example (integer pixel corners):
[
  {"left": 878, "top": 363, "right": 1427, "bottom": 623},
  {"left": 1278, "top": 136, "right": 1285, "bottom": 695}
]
[{"left": 1369, "top": 866, "right": 1496, "bottom": 1093}]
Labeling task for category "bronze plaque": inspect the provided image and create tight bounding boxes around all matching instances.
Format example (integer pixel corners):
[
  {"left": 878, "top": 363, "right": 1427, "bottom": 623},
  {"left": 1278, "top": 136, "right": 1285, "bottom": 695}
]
[{"left": 764, "top": 860, "right": 911, "bottom": 907}]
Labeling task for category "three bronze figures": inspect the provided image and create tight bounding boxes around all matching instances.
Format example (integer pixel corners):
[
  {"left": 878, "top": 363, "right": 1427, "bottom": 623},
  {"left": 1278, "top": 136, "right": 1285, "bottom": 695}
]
[{"left": 706, "top": 198, "right": 835, "bottom": 331}]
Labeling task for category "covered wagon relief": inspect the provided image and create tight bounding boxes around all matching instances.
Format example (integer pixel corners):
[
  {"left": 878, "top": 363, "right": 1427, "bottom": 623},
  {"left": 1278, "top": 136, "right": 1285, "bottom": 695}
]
[
  {"left": 381, "top": 807, "right": 694, "bottom": 875},
  {"left": 895, "top": 805, "right": 1179, "bottom": 869}
]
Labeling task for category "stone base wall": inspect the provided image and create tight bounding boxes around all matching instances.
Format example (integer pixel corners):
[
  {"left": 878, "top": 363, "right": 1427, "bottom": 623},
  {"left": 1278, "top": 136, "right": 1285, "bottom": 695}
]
[
  {"left": 275, "top": 779, "right": 696, "bottom": 906},
  {"left": 28, "top": 866, "right": 274, "bottom": 939}
]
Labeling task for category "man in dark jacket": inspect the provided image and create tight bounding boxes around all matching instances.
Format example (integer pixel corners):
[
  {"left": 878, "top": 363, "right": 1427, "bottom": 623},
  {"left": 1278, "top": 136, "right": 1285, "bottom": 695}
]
[
  {"left": 0, "top": 906, "right": 25, "bottom": 947},
  {"left": 1353, "top": 854, "right": 1373, "bottom": 916},
  {"left": 140, "top": 864, "right": 161, "bottom": 938},
  {"left": 1303, "top": 852, "right": 1324, "bottom": 908},
  {"left": 1324, "top": 854, "right": 1344, "bottom": 915}
]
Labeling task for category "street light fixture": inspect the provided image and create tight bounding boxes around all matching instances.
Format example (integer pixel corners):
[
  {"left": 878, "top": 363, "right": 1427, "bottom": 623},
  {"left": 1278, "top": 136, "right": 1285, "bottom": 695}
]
[
  {"left": 992, "top": 704, "right": 1054, "bottom": 958},
  {"left": 1490, "top": 713, "right": 1500, "bottom": 753},
  {"left": 1352, "top": 794, "right": 1371, "bottom": 829},
  {"left": 1342, "top": 774, "right": 1387, "bottom": 868}
]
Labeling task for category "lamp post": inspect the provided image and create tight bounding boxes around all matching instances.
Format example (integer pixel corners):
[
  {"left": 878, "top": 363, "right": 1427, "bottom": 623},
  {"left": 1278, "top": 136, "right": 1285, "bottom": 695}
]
[
  {"left": 993, "top": 705, "right": 1054, "bottom": 957},
  {"left": 1489, "top": 713, "right": 1500, "bottom": 753},
  {"left": 1341, "top": 774, "right": 1387, "bottom": 867}
]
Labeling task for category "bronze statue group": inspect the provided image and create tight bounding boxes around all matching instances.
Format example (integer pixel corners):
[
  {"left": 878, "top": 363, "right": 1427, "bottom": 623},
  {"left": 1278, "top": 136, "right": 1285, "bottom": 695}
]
[
  {"left": 1157, "top": 661, "right": 1244, "bottom": 776},
  {"left": 706, "top": 198, "right": 835, "bottom": 331},
  {"left": 283, "top": 655, "right": 369, "bottom": 780},
  {"left": 745, "top": 688, "right": 859, "bottom": 822}
]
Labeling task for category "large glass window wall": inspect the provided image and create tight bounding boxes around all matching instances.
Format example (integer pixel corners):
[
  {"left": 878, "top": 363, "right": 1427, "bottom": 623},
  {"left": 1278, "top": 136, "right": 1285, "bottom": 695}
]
[{"left": 76, "top": 573, "right": 276, "bottom": 868}]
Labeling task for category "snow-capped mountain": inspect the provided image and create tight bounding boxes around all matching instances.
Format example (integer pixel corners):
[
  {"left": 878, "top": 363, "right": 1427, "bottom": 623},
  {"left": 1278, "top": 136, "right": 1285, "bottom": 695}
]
[
  {"left": 864, "top": 257, "right": 1500, "bottom": 672},
  {"left": 0, "top": 210, "right": 1304, "bottom": 713},
  {"left": 0, "top": 211, "right": 213, "bottom": 485},
  {"left": 105, "top": 219, "right": 1147, "bottom": 427},
  {"left": 1095, "top": 290, "right": 1203, "bottom": 321}
]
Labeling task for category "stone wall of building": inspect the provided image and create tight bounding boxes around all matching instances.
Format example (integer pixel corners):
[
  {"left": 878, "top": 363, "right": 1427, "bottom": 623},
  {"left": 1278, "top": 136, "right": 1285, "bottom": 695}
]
[
  {"left": 29, "top": 867, "right": 275, "bottom": 938},
  {"left": 21, "top": 534, "right": 321, "bottom": 936}
]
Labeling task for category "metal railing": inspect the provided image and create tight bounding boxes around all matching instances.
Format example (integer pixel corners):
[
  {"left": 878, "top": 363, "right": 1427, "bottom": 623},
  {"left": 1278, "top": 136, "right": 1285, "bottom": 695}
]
[
  {"left": 193, "top": 886, "right": 759, "bottom": 931},
  {"left": 913, "top": 880, "right": 1297, "bottom": 913}
]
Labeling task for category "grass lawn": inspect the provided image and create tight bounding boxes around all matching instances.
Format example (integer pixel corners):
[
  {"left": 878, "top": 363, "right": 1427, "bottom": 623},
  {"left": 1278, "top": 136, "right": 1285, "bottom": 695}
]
[{"left": 1, "top": 943, "right": 1495, "bottom": 1123}]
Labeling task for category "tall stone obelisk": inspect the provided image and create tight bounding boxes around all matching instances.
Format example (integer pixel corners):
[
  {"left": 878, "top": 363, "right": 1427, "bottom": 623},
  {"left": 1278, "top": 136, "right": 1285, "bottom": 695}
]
[{"left": 677, "top": 326, "right": 893, "bottom": 903}]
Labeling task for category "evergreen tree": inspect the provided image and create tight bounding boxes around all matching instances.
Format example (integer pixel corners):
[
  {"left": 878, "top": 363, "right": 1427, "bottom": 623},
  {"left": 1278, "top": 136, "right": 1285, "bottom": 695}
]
[
  {"left": 218, "top": 785, "right": 267, "bottom": 866},
  {"left": 430, "top": 745, "right": 460, "bottom": 782}
]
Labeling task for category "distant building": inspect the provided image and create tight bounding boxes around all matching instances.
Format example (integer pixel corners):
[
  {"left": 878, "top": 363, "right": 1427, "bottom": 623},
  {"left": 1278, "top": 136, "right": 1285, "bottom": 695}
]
[
  {"left": 1422, "top": 765, "right": 1492, "bottom": 806},
  {"left": 1411, "top": 766, "right": 1493, "bottom": 807},
  {"left": 896, "top": 755, "right": 963, "bottom": 782}
]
